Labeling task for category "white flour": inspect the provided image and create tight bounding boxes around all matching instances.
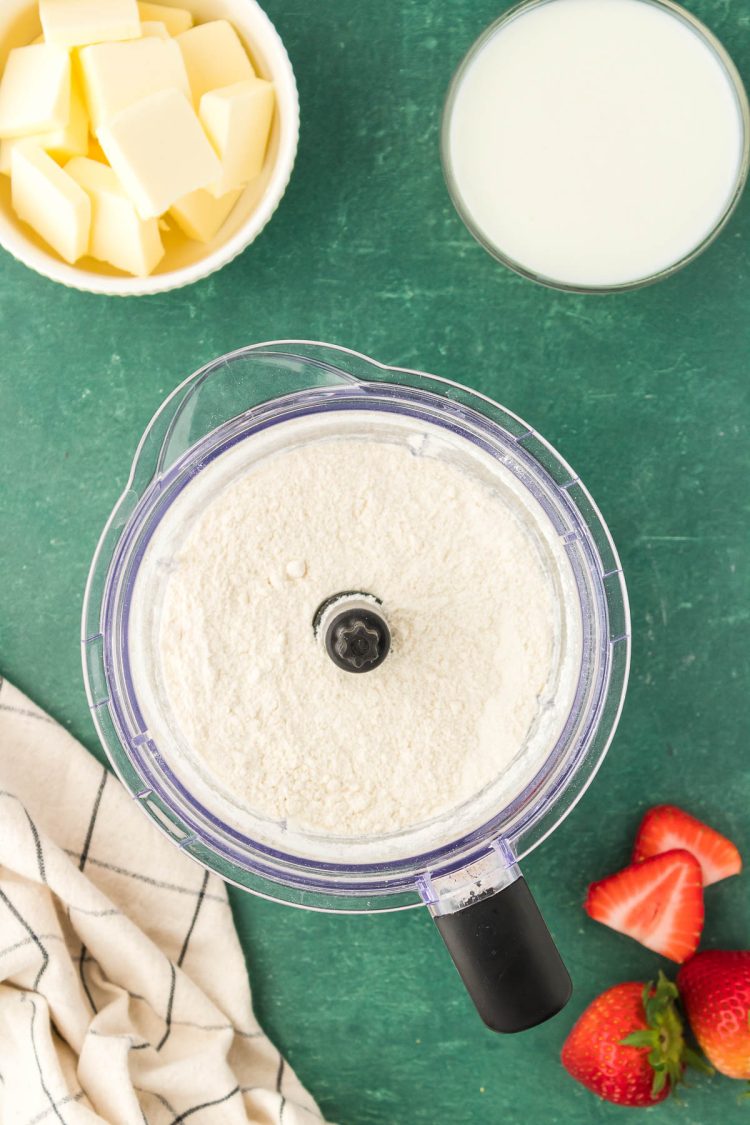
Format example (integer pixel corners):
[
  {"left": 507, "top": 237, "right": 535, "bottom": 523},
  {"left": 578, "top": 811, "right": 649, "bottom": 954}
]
[{"left": 144, "top": 433, "right": 580, "bottom": 838}]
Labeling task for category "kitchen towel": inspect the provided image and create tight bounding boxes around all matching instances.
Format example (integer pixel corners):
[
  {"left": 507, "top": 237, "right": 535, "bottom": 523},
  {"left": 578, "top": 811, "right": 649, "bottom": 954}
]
[{"left": 0, "top": 679, "right": 329, "bottom": 1125}]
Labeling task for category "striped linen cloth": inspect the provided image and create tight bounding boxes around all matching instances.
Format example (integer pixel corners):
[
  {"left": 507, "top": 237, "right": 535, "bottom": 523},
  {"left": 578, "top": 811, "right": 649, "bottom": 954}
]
[{"left": 0, "top": 679, "right": 330, "bottom": 1125}]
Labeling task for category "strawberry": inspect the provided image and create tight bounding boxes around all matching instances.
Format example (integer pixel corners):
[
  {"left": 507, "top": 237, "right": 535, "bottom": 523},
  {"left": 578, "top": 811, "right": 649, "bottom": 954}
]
[
  {"left": 633, "top": 804, "right": 742, "bottom": 886},
  {"left": 678, "top": 951, "right": 750, "bottom": 1079},
  {"left": 561, "top": 973, "right": 706, "bottom": 1105},
  {"left": 584, "top": 849, "right": 704, "bottom": 963}
]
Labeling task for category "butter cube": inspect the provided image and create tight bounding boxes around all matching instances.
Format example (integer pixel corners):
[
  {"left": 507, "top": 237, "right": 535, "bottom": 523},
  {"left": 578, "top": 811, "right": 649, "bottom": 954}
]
[
  {"left": 66, "top": 156, "right": 164, "bottom": 276},
  {"left": 40, "top": 0, "right": 141, "bottom": 48},
  {"left": 169, "top": 187, "right": 241, "bottom": 242},
  {"left": 177, "top": 21, "right": 254, "bottom": 106},
  {"left": 11, "top": 143, "right": 90, "bottom": 263},
  {"left": 137, "top": 2, "right": 193, "bottom": 35},
  {"left": 98, "top": 89, "right": 221, "bottom": 219},
  {"left": 0, "top": 82, "right": 88, "bottom": 176},
  {"left": 140, "top": 21, "right": 169, "bottom": 38},
  {"left": 200, "top": 79, "right": 274, "bottom": 195},
  {"left": 87, "top": 137, "right": 108, "bottom": 163},
  {"left": 80, "top": 37, "right": 190, "bottom": 132},
  {"left": 0, "top": 45, "right": 71, "bottom": 138}
]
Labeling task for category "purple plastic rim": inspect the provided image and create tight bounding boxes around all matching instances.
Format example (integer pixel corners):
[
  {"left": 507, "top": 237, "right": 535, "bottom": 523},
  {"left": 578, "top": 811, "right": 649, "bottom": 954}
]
[{"left": 95, "top": 393, "right": 616, "bottom": 886}]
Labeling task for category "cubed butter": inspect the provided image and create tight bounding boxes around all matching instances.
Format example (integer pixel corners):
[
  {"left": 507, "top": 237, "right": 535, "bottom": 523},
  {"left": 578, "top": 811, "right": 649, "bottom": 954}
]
[
  {"left": 137, "top": 2, "right": 193, "bottom": 35},
  {"left": 177, "top": 21, "right": 254, "bottom": 106},
  {"left": 80, "top": 37, "right": 190, "bottom": 132},
  {"left": 140, "top": 21, "right": 169, "bottom": 38},
  {"left": 0, "top": 45, "right": 71, "bottom": 139},
  {"left": 200, "top": 79, "right": 274, "bottom": 196},
  {"left": 169, "top": 186, "right": 241, "bottom": 242},
  {"left": 98, "top": 88, "right": 221, "bottom": 219},
  {"left": 11, "top": 143, "right": 90, "bottom": 263},
  {"left": 66, "top": 156, "right": 164, "bottom": 276},
  {"left": 87, "top": 137, "right": 108, "bottom": 163},
  {"left": 0, "top": 82, "right": 88, "bottom": 176},
  {"left": 40, "top": 0, "right": 141, "bottom": 48}
]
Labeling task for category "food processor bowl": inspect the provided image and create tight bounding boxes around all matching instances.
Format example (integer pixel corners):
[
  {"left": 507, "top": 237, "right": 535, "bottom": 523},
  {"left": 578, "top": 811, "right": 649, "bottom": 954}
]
[{"left": 83, "top": 341, "right": 630, "bottom": 1032}]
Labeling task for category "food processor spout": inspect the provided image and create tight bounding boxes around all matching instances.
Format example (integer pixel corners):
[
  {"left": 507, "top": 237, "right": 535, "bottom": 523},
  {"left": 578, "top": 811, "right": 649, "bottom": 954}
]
[{"left": 420, "top": 848, "right": 572, "bottom": 1033}]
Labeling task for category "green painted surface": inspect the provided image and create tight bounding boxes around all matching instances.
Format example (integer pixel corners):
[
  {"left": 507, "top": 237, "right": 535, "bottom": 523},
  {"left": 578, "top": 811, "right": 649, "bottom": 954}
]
[{"left": 1, "top": 1, "right": 749, "bottom": 1121}]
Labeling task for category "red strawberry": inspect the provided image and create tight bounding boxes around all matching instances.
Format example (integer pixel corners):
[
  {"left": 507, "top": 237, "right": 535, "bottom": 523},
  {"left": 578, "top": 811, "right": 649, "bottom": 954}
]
[
  {"left": 561, "top": 973, "right": 706, "bottom": 1105},
  {"left": 584, "top": 849, "right": 704, "bottom": 963},
  {"left": 634, "top": 805, "right": 742, "bottom": 886},
  {"left": 678, "top": 951, "right": 750, "bottom": 1079}
]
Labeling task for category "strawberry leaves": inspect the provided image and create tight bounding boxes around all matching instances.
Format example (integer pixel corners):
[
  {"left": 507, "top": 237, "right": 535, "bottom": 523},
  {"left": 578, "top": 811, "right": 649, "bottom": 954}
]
[{"left": 619, "top": 973, "right": 710, "bottom": 1098}]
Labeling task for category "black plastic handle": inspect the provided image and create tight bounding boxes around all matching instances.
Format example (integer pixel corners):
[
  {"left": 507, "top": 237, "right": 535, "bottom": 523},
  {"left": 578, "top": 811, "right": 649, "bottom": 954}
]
[{"left": 434, "top": 876, "right": 572, "bottom": 1033}]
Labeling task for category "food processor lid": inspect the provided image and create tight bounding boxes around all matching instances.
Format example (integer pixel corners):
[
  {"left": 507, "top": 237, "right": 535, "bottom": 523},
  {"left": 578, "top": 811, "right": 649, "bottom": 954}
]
[{"left": 83, "top": 341, "right": 630, "bottom": 913}]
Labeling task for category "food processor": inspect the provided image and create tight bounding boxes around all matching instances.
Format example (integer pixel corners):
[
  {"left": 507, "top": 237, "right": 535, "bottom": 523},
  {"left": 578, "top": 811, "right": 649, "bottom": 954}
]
[{"left": 83, "top": 341, "right": 630, "bottom": 1033}]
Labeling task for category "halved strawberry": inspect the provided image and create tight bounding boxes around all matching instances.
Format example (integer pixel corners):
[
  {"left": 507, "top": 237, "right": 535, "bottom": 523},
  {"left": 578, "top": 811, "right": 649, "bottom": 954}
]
[
  {"left": 633, "top": 804, "right": 742, "bottom": 887},
  {"left": 584, "top": 849, "right": 704, "bottom": 963}
]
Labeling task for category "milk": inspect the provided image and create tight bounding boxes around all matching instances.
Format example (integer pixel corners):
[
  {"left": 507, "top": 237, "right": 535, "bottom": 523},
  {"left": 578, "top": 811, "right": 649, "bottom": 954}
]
[{"left": 446, "top": 0, "right": 747, "bottom": 289}]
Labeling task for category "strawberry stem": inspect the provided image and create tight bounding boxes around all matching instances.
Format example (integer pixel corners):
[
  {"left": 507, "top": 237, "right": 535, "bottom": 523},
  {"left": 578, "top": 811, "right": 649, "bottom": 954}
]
[{"left": 620, "top": 971, "right": 712, "bottom": 1098}]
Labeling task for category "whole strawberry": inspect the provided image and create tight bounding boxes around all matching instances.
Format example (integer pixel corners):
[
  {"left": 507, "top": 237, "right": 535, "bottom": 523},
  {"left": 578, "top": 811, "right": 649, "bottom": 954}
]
[
  {"left": 562, "top": 973, "right": 705, "bottom": 1105},
  {"left": 678, "top": 951, "right": 750, "bottom": 1079}
]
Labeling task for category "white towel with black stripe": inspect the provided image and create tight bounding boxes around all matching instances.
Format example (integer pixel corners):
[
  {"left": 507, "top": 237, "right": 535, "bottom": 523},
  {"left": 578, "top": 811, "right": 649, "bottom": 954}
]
[{"left": 0, "top": 680, "right": 330, "bottom": 1125}]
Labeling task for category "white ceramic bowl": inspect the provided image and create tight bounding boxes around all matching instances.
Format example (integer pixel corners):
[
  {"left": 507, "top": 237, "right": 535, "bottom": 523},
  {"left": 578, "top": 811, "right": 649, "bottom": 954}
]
[{"left": 0, "top": 0, "right": 299, "bottom": 295}]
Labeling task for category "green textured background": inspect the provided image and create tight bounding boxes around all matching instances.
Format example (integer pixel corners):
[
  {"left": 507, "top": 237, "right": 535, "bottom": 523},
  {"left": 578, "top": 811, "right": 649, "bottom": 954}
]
[{"left": 1, "top": 1, "right": 750, "bottom": 1122}]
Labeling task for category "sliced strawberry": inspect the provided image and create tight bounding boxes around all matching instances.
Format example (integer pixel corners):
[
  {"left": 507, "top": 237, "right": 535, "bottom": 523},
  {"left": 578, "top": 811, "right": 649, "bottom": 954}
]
[
  {"left": 633, "top": 804, "right": 742, "bottom": 886},
  {"left": 584, "top": 849, "right": 704, "bottom": 963}
]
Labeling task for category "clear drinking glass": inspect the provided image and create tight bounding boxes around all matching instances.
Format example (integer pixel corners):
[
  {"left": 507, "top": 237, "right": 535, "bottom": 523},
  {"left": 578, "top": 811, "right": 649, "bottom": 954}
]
[{"left": 442, "top": 0, "right": 750, "bottom": 293}]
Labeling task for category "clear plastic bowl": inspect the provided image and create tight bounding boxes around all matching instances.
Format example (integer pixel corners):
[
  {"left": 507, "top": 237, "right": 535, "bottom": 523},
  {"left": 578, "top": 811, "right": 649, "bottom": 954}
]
[{"left": 83, "top": 342, "right": 630, "bottom": 913}]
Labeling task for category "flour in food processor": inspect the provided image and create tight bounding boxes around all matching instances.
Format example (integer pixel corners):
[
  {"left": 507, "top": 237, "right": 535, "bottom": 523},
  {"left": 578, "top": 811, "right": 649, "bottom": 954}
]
[{"left": 144, "top": 434, "right": 580, "bottom": 837}]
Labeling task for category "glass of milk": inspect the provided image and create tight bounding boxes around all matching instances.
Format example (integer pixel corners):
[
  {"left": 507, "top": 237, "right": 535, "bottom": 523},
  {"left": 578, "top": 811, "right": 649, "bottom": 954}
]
[{"left": 443, "top": 0, "right": 750, "bottom": 291}]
